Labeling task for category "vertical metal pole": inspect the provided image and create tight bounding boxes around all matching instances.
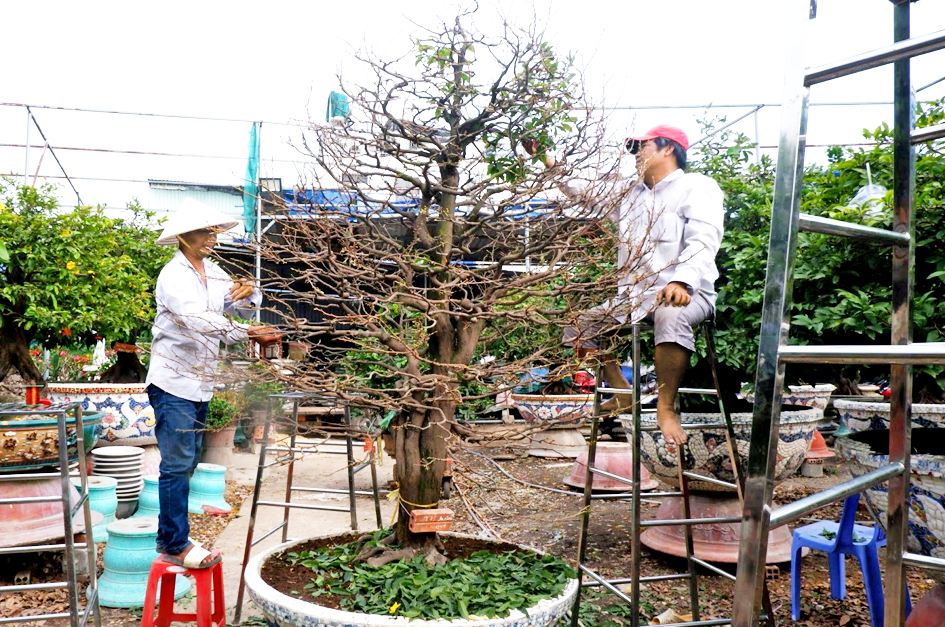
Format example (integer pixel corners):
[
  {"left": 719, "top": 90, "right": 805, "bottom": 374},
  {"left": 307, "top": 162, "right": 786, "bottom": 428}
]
[
  {"left": 75, "top": 405, "right": 101, "bottom": 627},
  {"left": 233, "top": 398, "right": 275, "bottom": 624},
  {"left": 630, "top": 323, "right": 642, "bottom": 627},
  {"left": 370, "top": 446, "right": 382, "bottom": 527},
  {"left": 255, "top": 121, "right": 263, "bottom": 322},
  {"left": 345, "top": 403, "right": 359, "bottom": 530},
  {"left": 733, "top": 1, "right": 812, "bottom": 623},
  {"left": 569, "top": 364, "right": 602, "bottom": 627},
  {"left": 281, "top": 398, "right": 299, "bottom": 542},
  {"left": 754, "top": 108, "right": 762, "bottom": 166},
  {"left": 677, "top": 449, "right": 700, "bottom": 621},
  {"left": 23, "top": 107, "right": 31, "bottom": 187},
  {"left": 885, "top": 2, "right": 915, "bottom": 624},
  {"left": 58, "top": 409, "right": 79, "bottom": 627}
]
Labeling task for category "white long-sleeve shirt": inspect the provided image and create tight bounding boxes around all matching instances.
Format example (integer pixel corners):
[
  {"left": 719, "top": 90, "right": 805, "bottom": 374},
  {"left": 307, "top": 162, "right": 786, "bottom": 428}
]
[
  {"left": 564, "top": 167, "right": 724, "bottom": 319},
  {"left": 146, "top": 249, "right": 262, "bottom": 402}
]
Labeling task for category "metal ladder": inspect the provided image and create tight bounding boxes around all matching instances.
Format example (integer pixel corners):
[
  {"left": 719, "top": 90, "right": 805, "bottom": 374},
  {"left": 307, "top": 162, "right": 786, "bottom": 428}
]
[
  {"left": 571, "top": 322, "right": 774, "bottom": 627},
  {"left": 0, "top": 402, "right": 101, "bottom": 627},
  {"left": 733, "top": 2, "right": 945, "bottom": 625},
  {"left": 233, "top": 392, "right": 384, "bottom": 623}
]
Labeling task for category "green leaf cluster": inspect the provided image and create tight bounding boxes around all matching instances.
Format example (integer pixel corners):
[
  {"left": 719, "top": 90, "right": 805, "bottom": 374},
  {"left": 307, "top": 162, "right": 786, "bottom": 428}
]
[{"left": 284, "top": 531, "right": 575, "bottom": 619}]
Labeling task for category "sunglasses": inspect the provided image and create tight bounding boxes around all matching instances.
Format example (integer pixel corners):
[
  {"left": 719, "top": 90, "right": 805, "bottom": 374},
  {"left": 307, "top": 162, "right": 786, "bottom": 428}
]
[{"left": 625, "top": 139, "right": 652, "bottom": 155}]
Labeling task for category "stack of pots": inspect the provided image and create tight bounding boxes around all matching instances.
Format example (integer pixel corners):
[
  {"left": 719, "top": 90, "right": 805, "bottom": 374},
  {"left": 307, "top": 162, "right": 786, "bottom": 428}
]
[{"left": 91, "top": 446, "right": 143, "bottom": 518}]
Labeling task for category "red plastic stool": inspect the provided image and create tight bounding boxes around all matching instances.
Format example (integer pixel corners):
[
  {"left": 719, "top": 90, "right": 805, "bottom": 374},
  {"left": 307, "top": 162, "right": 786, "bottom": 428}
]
[{"left": 141, "top": 555, "right": 225, "bottom": 627}]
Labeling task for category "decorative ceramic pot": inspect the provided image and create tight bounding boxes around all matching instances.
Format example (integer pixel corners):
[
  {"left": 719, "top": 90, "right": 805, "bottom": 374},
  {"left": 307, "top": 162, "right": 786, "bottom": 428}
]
[
  {"left": 244, "top": 532, "right": 579, "bottom": 627},
  {"left": 132, "top": 475, "right": 160, "bottom": 519},
  {"left": 510, "top": 394, "right": 594, "bottom": 428},
  {"left": 0, "top": 411, "right": 102, "bottom": 472},
  {"left": 72, "top": 475, "right": 118, "bottom": 543},
  {"left": 563, "top": 442, "right": 659, "bottom": 491},
  {"left": 743, "top": 384, "right": 835, "bottom": 410},
  {"left": 833, "top": 399, "right": 945, "bottom": 434},
  {"left": 97, "top": 517, "right": 190, "bottom": 608},
  {"left": 188, "top": 463, "right": 231, "bottom": 514},
  {"left": 621, "top": 404, "right": 823, "bottom": 491},
  {"left": 0, "top": 477, "right": 101, "bottom": 547},
  {"left": 836, "top": 428, "right": 945, "bottom": 583},
  {"left": 46, "top": 383, "right": 155, "bottom": 447}
]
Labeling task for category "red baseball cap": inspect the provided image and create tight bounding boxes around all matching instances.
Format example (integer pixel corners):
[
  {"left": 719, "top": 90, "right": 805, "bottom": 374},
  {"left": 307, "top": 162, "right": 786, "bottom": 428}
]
[{"left": 626, "top": 124, "right": 690, "bottom": 152}]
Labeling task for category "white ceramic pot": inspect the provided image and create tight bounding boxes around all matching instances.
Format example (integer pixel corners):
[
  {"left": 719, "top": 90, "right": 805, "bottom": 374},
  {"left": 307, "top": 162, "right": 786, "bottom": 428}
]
[
  {"left": 833, "top": 398, "right": 945, "bottom": 434},
  {"left": 244, "top": 532, "right": 579, "bottom": 627},
  {"left": 47, "top": 383, "right": 155, "bottom": 447}
]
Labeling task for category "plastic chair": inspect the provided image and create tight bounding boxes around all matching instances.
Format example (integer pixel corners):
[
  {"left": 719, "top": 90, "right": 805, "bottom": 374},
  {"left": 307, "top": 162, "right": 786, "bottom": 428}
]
[
  {"left": 791, "top": 493, "right": 910, "bottom": 627},
  {"left": 141, "top": 556, "right": 225, "bottom": 627}
]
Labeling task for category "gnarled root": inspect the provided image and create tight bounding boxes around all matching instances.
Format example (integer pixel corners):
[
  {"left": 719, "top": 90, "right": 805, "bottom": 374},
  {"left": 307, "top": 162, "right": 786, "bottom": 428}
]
[
  {"left": 366, "top": 543, "right": 448, "bottom": 568},
  {"left": 354, "top": 531, "right": 398, "bottom": 562}
]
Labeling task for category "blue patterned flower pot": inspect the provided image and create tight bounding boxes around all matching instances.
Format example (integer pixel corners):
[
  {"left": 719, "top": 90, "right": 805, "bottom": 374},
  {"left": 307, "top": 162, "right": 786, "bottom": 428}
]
[
  {"left": 244, "top": 532, "right": 579, "bottom": 627},
  {"left": 72, "top": 475, "right": 117, "bottom": 543},
  {"left": 833, "top": 399, "right": 945, "bottom": 434},
  {"left": 97, "top": 517, "right": 191, "bottom": 608},
  {"left": 188, "top": 463, "right": 231, "bottom": 514},
  {"left": 510, "top": 394, "right": 594, "bottom": 427},
  {"left": 132, "top": 475, "right": 160, "bottom": 519},
  {"left": 836, "top": 428, "right": 945, "bottom": 583},
  {"left": 621, "top": 404, "right": 823, "bottom": 491},
  {"left": 46, "top": 383, "right": 156, "bottom": 447}
]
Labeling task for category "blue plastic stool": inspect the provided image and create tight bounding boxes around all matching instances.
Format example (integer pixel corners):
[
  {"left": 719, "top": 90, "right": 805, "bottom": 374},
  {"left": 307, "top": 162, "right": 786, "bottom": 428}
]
[{"left": 791, "top": 493, "right": 911, "bottom": 627}]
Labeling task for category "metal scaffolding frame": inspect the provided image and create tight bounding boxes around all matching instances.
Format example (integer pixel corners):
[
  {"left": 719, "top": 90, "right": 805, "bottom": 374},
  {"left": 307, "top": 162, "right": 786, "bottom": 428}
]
[{"left": 733, "top": 2, "right": 945, "bottom": 625}]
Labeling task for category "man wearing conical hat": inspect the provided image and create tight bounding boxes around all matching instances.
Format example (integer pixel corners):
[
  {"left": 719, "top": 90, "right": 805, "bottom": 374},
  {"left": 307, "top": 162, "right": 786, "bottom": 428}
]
[{"left": 146, "top": 198, "right": 279, "bottom": 568}]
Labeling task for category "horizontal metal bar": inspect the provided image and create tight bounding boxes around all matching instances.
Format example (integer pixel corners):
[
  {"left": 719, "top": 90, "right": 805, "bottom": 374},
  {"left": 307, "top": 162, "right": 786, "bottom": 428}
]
[
  {"left": 805, "top": 29, "right": 945, "bottom": 86},
  {"left": 779, "top": 343, "right": 945, "bottom": 365},
  {"left": 770, "top": 462, "right": 904, "bottom": 528},
  {"left": 291, "top": 487, "right": 380, "bottom": 497},
  {"left": 577, "top": 564, "right": 633, "bottom": 604},
  {"left": 640, "top": 573, "right": 692, "bottom": 582},
  {"left": 691, "top": 557, "right": 736, "bottom": 581},
  {"left": 640, "top": 516, "right": 741, "bottom": 528},
  {"left": 678, "top": 388, "right": 718, "bottom": 395},
  {"left": 589, "top": 467, "right": 634, "bottom": 486},
  {"left": 637, "top": 422, "right": 727, "bottom": 432},
  {"left": 682, "top": 472, "right": 738, "bottom": 490},
  {"left": 903, "top": 552, "right": 945, "bottom": 573},
  {"left": 0, "top": 543, "right": 87, "bottom": 555},
  {"left": 799, "top": 213, "right": 910, "bottom": 245},
  {"left": 588, "top": 491, "right": 682, "bottom": 501},
  {"left": 267, "top": 445, "right": 349, "bottom": 453},
  {"left": 0, "top": 612, "right": 71, "bottom": 624},
  {"left": 581, "top": 573, "right": 691, "bottom": 588},
  {"left": 0, "top": 581, "right": 68, "bottom": 593},
  {"left": 251, "top": 521, "right": 288, "bottom": 547},
  {"left": 255, "top": 500, "right": 350, "bottom": 513},
  {"left": 596, "top": 386, "right": 634, "bottom": 395},
  {"left": 0, "top": 495, "right": 64, "bottom": 505},
  {"left": 261, "top": 455, "right": 295, "bottom": 468},
  {"left": 912, "top": 122, "right": 945, "bottom": 144},
  {"left": 70, "top": 492, "right": 89, "bottom": 517},
  {"left": 0, "top": 470, "right": 79, "bottom": 481}
]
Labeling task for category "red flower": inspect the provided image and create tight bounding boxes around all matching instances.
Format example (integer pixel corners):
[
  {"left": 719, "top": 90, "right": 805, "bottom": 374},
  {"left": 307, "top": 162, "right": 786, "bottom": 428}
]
[
  {"left": 59, "top": 350, "right": 68, "bottom": 357},
  {"left": 74, "top": 355, "right": 82, "bottom": 361},
  {"left": 30, "top": 349, "right": 41, "bottom": 356},
  {"left": 61, "top": 327, "right": 72, "bottom": 337}
]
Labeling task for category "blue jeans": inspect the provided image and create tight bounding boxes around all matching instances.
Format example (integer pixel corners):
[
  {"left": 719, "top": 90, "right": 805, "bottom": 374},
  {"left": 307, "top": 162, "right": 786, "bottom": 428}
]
[{"left": 147, "top": 384, "right": 207, "bottom": 555}]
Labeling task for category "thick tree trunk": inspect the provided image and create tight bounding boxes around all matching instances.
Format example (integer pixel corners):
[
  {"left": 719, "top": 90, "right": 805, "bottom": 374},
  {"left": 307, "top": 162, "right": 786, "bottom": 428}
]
[
  {"left": 0, "top": 322, "right": 41, "bottom": 384},
  {"left": 98, "top": 351, "right": 147, "bottom": 383}
]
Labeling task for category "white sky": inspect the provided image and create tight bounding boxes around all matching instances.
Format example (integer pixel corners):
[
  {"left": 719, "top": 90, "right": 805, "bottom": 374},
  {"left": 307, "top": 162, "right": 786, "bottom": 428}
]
[{"left": 2, "top": 0, "right": 944, "bottom": 212}]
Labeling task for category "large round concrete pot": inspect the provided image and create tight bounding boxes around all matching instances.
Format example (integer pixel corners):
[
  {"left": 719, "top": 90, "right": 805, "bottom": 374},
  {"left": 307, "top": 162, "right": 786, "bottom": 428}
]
[
  {"left": 0, "top": 411, "right": 102, "bottom": 472},
  {"left": 833, "top": 399, "right": 945, "bottom": 434},
  {"left": 1, "top": 476, "right": 101, "bottom": 547},
  {"left": 511, "top": 394, "right": 594, "bottom": 458},
  {"left": 836, "top": 428, "right": 945, "bottom": 583},
  {"left": 46, "top": 383, "right": 155, "bottom": 447},
  {"left": 563, "top": 442, "right": 659, "bottom": 491},
  {"left": 622, "top": 404, "right": 822, "bottom": 491},
  {"left": 244, "top": 532, "right": 579, "bottom": 627},
  {"left": 201, "top": 426, "right": 236, "bottom": 466},
  {"left": 640, "top": 493, "right": 795, "bottom": 564}
]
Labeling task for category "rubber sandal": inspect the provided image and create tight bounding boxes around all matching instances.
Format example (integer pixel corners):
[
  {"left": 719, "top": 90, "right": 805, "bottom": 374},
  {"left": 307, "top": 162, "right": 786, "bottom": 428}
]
[{"left": 162, "top": 543, "right": 221, "bottom": 569}]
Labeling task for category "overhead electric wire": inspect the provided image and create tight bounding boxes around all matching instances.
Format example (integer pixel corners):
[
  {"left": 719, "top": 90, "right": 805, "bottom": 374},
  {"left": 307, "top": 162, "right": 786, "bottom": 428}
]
[
  {"left": 0, "top": 142, "right": 302, "bottom": 164},
  {"left": 0, "top": 102, "right": 308, "bottom": 128}
]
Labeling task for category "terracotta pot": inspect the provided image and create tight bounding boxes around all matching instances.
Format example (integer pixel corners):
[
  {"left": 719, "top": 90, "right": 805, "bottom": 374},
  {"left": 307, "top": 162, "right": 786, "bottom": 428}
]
[
  {"left": 640, "top": 492, "right": 794, "bottom": 564},
  {"left": 245, "top": 532, "right": 579, "bottom": 627},
  {"left": 1, "top": 476, "right": 102, "bottom": 547},
  {"left": 46, "top": 383, "right": 155, "bottom": 447},
  {"left": 563, "top": 442, "right": 659, "bottom": 491},
  {"left": 201, "top": 426, "right": 236, "bottom": 466}
]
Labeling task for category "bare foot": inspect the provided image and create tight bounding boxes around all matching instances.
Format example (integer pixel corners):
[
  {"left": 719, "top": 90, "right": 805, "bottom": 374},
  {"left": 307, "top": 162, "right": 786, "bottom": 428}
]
[{"left": 657, "top": 406, "right": 688, "bottom": 445}]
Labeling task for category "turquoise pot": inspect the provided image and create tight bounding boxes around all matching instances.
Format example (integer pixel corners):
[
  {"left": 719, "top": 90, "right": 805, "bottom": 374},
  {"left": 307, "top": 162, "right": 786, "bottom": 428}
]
[
  {"left": 188, "top": 463, "right": 231, "bottom": 514},
  {"left": 72, "top": 476, "right": 117, "bottom": 543},
  {"left": 132, "top": 475, "right": 160, "bottom": 519},
  {"left": 97, "top": 517, "right": 190, "bottom": 608}
]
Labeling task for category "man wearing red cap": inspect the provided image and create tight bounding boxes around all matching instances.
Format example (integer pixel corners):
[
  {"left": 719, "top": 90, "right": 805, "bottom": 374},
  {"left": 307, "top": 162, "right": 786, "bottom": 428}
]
[{"left": 525, "top": 125, "right": 724, "bottom": 445}]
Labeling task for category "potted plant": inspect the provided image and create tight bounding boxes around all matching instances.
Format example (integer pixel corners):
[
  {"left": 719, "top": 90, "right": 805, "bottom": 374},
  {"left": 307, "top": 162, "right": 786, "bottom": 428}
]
[{"left": 201, "top": 390, "right": 244, "bottom": 466}]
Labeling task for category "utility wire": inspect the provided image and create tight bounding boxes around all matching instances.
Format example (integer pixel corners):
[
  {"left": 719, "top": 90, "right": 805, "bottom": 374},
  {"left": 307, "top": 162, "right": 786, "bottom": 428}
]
[
  {"left": 1, "top": 102, "right": 307, "bottom": 128},
  {"left": 0, "top": 142, "right": 303, "bottom": 164}
]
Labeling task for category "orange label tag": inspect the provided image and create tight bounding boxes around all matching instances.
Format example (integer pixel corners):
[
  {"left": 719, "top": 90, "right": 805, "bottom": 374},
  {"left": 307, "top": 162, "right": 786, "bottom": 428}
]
[{"left": 408, "top": 508, "right": 454, "bottom": 533}]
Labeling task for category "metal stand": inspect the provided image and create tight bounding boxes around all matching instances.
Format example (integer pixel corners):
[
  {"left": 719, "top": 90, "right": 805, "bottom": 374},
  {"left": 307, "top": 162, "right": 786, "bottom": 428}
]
[
  {"left": 571, "top": 323, "right": 773, "bottom": 626},
  {"left": 733, "top": 2, "right": 945, "bottom": 625},
  {"left": 233, "top": 392, "right": 383, "bottom": 623},
  {"left": 0, "top": 402, "right": 101, "bottom": 627}
]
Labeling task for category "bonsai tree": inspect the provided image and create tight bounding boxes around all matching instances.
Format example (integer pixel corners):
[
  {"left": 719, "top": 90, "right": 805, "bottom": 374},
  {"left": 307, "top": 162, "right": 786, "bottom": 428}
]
[
  {"left": 254, "top": 10, "right": 657, "bottom": 565},
  {"left": 205, "top": 390, "right": 244, "bottom": 431},
  {"left": 0, "top": 178, "right": 170, "bottom": 385}
]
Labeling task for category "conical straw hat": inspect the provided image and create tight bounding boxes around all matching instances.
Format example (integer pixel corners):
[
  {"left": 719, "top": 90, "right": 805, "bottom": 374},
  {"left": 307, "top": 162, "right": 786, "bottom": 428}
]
[{"left": 155, "top": 198, "right": 240, "bottom": 245}]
